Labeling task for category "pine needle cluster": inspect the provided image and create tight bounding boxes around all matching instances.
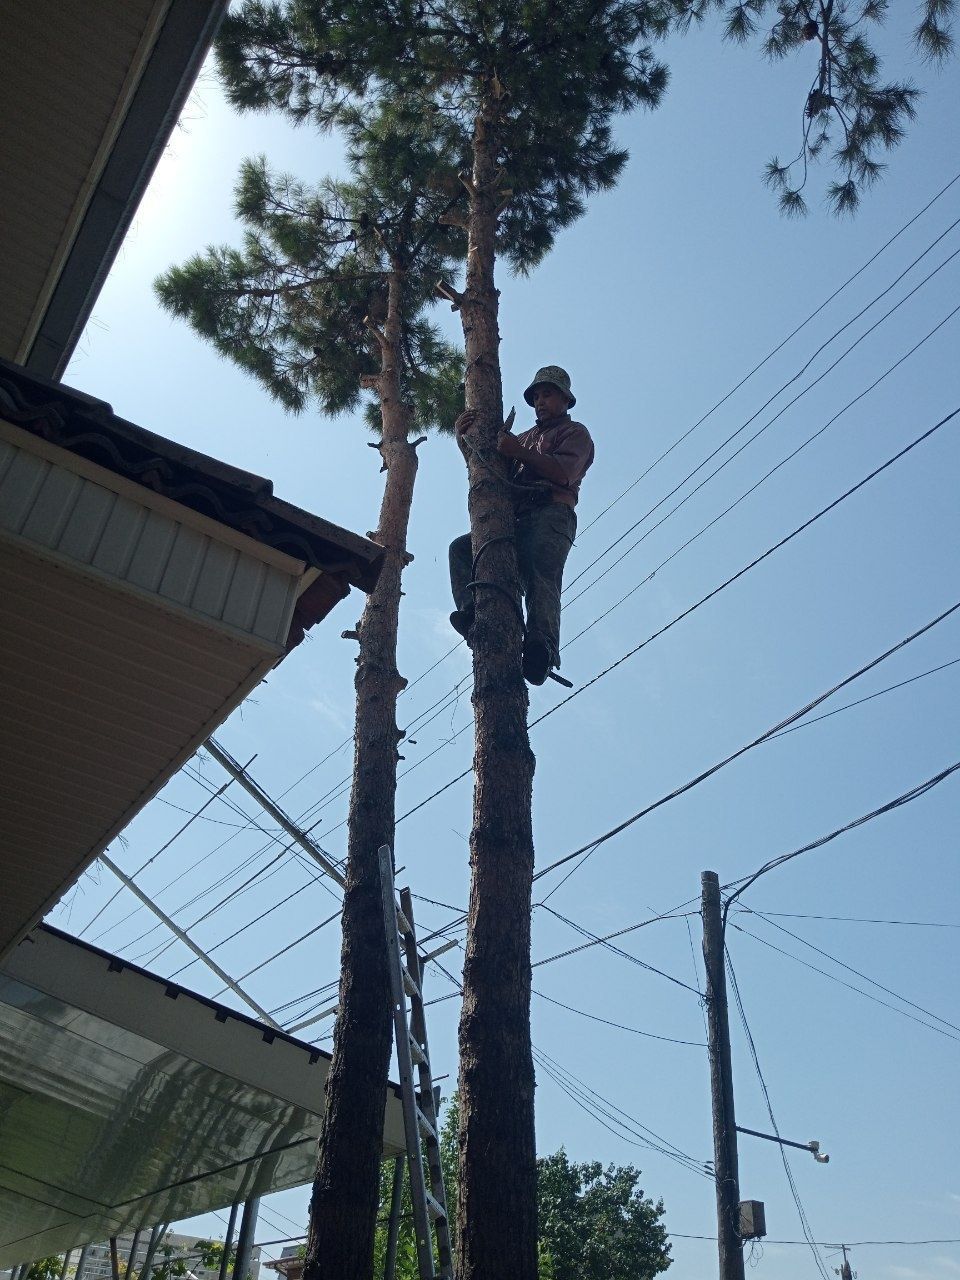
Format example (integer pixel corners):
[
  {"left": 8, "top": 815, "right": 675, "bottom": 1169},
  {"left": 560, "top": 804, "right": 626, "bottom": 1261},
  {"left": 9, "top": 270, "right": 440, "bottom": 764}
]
[
  {"left": 670, "top": 0, "right": 956, "bottom": 216},
  {"left": 155, "top": 98, "right": 466, "bottom": 430},
  {"left": 215, "top": 0, "right": 672, "bottom": 272}
]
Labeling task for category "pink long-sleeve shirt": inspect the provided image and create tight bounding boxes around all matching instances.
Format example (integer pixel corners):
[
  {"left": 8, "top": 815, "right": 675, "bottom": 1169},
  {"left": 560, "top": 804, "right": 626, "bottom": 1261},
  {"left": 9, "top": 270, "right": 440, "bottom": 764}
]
[{"left": 512, "top": 414, "right": 595, "bottom": 507}]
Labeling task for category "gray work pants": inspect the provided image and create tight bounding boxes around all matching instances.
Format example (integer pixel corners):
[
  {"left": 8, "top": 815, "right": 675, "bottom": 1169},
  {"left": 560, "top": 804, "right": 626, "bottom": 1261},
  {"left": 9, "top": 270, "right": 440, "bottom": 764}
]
[{"left": 449, "top": 501, "right": 577, "bottom": 668}]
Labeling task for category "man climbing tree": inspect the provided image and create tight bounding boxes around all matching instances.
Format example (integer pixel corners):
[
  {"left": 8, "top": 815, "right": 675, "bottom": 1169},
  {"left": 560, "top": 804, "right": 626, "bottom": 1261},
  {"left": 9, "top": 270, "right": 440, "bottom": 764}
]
[
  {"left": 213, "top": 2, "right": 954, "bottom": 1277},
  {"left": 155, "top": 99, "right": 465, "bottom": 1280},
  {"left": 216, "top": 8, "right": 669, "bottom": 1277},
  {"left": 448, "top": 365, "right": 594, "bottom": 685}
]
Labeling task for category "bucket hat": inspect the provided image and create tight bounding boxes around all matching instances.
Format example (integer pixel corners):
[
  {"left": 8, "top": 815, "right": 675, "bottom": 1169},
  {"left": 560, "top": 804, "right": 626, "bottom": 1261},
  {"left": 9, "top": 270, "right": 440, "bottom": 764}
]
[{"left": 523, "top": 365, "right": 576, "bottom": 408}]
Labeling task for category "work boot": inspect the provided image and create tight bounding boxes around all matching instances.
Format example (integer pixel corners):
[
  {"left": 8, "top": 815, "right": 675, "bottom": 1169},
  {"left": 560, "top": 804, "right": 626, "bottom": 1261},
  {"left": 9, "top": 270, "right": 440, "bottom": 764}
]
[
  {"left": 522, "top": 635, "right": 551, "bottom": 686},
  {"left": 449, "top": 607, "right": 475, "bottom": 642}
]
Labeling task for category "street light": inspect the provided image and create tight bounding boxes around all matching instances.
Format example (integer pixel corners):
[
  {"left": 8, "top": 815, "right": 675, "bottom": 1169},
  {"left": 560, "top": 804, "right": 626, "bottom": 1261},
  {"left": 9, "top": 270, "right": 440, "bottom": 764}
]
[{"left": 736, "top": 1125, "right": 830, "bottom": 1164}]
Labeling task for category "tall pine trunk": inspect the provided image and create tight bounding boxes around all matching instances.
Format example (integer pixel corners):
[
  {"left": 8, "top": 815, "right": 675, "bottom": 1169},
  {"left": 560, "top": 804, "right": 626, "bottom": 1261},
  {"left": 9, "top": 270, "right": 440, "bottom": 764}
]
[
  {"left": 455, "top": 93, "right": 539, "bottom": 1280},
  {"left": 305, "top": 269, "right": 418, "bottom": 1280}
]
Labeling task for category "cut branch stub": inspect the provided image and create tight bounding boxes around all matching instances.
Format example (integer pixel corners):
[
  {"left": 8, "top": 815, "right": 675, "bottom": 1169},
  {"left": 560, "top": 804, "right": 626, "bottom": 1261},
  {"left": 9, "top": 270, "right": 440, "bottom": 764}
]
[
  {"left": 364, "top": 317, "right": 389, "bottom": 348},
  {"left": 435, "top": 279, "right": 465, "bottom": 310}
]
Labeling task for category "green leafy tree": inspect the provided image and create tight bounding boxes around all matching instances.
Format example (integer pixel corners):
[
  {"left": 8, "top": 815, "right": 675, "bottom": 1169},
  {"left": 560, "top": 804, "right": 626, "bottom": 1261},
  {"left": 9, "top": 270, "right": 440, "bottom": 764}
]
[
  {"left": 148, "top": 1239, "right": 228, "bottom": 1280},
  {"left": 212, "top": 2, "right": 954, "bottom": 1277},
  {"left": 374, "top": 1098, "right": 671, "bottom": 1280},
  {"left": 25, "top": 1258, "right": 62, "bottom": 1280},
  {"left": 537, "top": 1151, "right": 670, "bottom": 1280},
  {"left": 156, "top": 98, "right": 465, "bottom": 1280}
]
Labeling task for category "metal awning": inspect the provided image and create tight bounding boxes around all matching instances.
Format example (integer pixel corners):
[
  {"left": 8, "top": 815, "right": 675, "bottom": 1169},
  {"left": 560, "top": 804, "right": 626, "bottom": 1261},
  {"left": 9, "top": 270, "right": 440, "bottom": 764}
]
[{"left": 0, "top": 926, "right": 405, "bottom": 1267}]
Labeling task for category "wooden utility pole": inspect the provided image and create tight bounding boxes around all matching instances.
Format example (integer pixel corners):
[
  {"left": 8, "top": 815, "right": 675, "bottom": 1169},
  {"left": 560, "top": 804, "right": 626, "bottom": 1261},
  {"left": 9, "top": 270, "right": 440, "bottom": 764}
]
[
  {"left": 834, "top": 1244, "right": 856, "bottom": 1279},
  {"left": 701, "top": 870, "right": 745, "bottom": 1280}
]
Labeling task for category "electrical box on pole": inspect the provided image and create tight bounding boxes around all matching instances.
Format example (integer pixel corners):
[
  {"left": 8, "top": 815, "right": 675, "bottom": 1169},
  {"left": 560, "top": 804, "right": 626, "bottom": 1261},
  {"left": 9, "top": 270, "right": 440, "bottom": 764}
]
[{"left": 739, "top": 1200, "right": 766, "bottom": 1240}]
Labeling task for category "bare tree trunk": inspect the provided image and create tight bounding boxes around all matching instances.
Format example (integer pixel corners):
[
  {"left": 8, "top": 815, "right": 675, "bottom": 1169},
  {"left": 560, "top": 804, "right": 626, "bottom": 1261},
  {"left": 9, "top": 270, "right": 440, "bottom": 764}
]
[
  {"left": 455, "top": 92, "right": 539, "bottom": 1280},
  {"left": 305, "top": 269, "right": 419, "bottom": 1280}
]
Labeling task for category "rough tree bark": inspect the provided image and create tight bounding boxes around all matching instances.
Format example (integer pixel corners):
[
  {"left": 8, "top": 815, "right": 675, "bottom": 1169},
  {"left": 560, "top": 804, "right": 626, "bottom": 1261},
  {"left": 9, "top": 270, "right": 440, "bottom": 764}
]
[
  {"left": 455, "top": 89, "right": 539, "bottom": 1280},
  {"left": 304, "top": 268, "right": 421, "bottom": 1280}
]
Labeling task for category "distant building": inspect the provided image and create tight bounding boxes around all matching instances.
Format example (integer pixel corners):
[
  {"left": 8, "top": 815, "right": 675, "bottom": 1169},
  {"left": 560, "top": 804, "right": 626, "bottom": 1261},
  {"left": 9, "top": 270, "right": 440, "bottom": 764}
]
[
  {"left": 262, "top": 1246, "right": 303, "bottom": 1280},
  {"left": 79, "top": 1233, "right": 259, "bottom": 1280}
]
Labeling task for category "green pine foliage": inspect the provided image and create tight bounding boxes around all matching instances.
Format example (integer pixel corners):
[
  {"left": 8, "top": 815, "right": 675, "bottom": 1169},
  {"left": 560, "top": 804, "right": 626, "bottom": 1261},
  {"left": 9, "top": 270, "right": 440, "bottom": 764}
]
[
  {"left": 155, "top": 99, "right": 465, "bottom": 430},
  {"left": 214, "top": 0, "right": 671, "bottom": 273},
  {"left": 669, "top": 1, "right": 956, "bottom": 215}
]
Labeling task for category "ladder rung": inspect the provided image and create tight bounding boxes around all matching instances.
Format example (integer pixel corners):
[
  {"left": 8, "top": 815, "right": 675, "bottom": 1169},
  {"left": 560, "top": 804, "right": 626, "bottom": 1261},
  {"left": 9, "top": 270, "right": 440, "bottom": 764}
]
[
  {"left": 425, "top": 1191, "right": 446, "bottom": 1222},
  {"left": 401, "top": 965, "right": 421, "bottom": 1000},
  {"left": 409, "top": 1035, "right": 428, "bottom": 1066},
  {"left": 396, "top": 906, "right": 413, "bottom": 936},
  {"left": 416, "top": 1107, "right": 438, "bottom": 1145}
]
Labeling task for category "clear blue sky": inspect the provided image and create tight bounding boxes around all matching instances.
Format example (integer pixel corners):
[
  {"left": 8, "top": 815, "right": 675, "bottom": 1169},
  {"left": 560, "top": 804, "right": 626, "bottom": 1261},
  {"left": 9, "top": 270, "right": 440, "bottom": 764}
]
[{"left": 53, "top": 8, "right": 960, "bottom": 1278}]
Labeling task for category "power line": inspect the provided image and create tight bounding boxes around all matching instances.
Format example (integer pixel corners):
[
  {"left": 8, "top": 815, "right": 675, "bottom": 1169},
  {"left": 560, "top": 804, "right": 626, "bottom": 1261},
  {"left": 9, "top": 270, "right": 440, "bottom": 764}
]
[
  {"left": 269, "top": 978, "right": 340, "bottom": 1018},
  {"left": 128, "top": 849, "right": 303, "bottom": 968},
  {"left": 750, "top": 910, "right": 960, "bottom": 928},
  {"left": 725, "top": 949, "right": 831, "bottom": 1280},
  {"left": 210, "top": 906, "right": 343, "bottom": 996},
  {"left": 575, "top": 169, "right": 960, "bottom": 540},
  {"left": 532, "top": 1043, "right": 712, "bottom": 1179},
  {"left": 77, "top": 772, "right": 244, "bottom": 938},
  {"left": 120, "top": 756, "right": 346, "bottom": 971},
  {"left": 89, "top": 763, "right": 321, "bottom": 950},
  {"left": 531, "top": 900, "right": 698, "bottom": 969},
  {"left": 563, "top": 301, "right": 960, "bottom": 646},
  {"left": 267, "top": 638, "right": 467, "bottom": 810},
  {"left": 562, "top": 235, "right": 960, "bottom": 604},
  {"left": 723, "top": 760, "right": 960, "bottom": 913},
  {"left": 532, "top": 600, "right": 960, "bottom": 890},
  {"left": 120, "top": 849, "right": 288, "bottom": 962},
  {"left": 396, "top": 407, "right": 960, "bottom": 828},
  {"left": 423, "top": 898, "right": 699, "bottom": 1007},
  {"left": 729, "top": 921, "right": 960, "bottom": 1044},
  {"left": 537, "top": 904, "right": 703, "bottom": 996},
  {"left": 534, "top": 407, "right": 960, "bottom": 733},
  {"left": 163, "top": 863, "right": 337, "bottom": 981},
  {"left": 766, "top": 657, "right": 960, "bottom": 739},
  {"left": 667, "top": 1232, "right": 960, "bottom": 1246},
  {"left": 742, "top": 907, "right": 960, "bottom": 1036},
  {"left": 532, "top": 988, "right": 705, "bottom": 1047}
]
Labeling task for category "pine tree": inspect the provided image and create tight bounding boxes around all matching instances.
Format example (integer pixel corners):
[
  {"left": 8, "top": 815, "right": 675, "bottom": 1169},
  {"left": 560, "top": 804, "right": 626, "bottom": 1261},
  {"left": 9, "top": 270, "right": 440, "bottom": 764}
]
[
  {"left": 211, "top": 3, "right": 955, "bottom": 1277},
  {"left": 216, "top": 8, "right": 669, "bottom": 1276},
  {"left": 155, "top": 99, "right": 465, "bottom": 1280}
]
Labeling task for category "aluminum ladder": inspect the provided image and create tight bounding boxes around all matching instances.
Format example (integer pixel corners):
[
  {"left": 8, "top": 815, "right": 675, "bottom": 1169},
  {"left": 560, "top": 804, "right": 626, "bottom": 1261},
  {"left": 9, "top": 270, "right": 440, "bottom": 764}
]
[{"left": 378, "top": 845, "right": 454, "bottom": 1279}]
